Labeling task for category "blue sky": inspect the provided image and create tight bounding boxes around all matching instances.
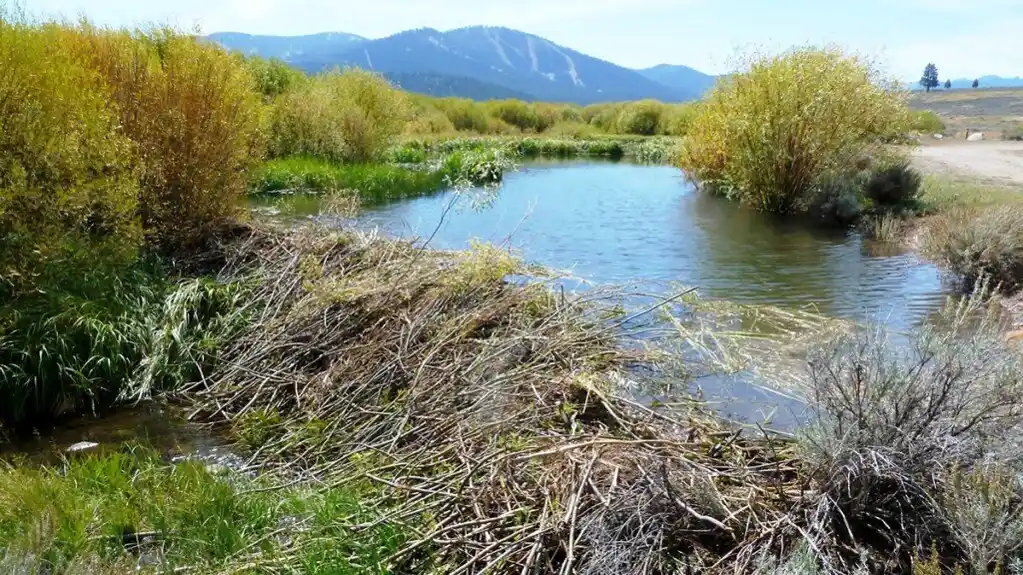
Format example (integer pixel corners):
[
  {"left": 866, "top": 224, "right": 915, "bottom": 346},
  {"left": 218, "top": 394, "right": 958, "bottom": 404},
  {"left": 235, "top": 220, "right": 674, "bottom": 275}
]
[{"left": 23, "top": 0, "right": 1023, "bottom": 79}]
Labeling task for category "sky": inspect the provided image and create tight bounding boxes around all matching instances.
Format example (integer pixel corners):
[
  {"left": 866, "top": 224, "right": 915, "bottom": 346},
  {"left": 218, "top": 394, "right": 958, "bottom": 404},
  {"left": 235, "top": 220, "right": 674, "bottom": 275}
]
[{"left": 22, "top": 0, "right": 1023, "bottom": 80}]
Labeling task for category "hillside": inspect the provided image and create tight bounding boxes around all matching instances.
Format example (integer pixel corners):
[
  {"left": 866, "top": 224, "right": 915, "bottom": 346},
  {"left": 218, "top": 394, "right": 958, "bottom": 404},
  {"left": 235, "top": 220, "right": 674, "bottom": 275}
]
[
  {"left": 207, "top": 32, "right": 365, "bottom": 60},
  {"left": 637, "top": 64, "right": 717, "bottom": 98},
  {"left": 385, "top": 72, "right": 534, "bottom": 100},
  {"left": 212, "top": 27, "right": 714, "bottom": 104}
]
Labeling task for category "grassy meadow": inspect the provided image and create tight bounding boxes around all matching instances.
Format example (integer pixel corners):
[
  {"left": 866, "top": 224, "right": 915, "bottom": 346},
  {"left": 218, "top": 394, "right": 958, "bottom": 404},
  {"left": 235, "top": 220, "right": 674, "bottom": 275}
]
[{"left": 5, "top": 12, "right": 1023, "bottom": 575}]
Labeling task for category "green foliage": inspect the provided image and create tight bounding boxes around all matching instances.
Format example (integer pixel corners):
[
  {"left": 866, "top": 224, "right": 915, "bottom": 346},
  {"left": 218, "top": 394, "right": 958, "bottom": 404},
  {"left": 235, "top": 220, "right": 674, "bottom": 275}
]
[
  {"left": 0, "top": 449, "right": 405, "bottom": 573},
  {"left": 430, "top": 97, "right": 491, "bottom": 132},
  {"left": 252, "top": 157, "right": 450, "bottom": 202},
  {"left": 614, "top": 100, "right": 664, "bottom": 135},
  {"left": 245, "top": 55, "right": 307, "bottom": 100},
  {"left": 921, "top": 63, "right": 940, "bottom": 92},
  {"left": 679, "top": 47, "right": 911, "bottom": 214},
  {"left": 70, "top": 26, "right": 265, "bottom": 250},
  {"left": 911, "top": 110, "right": 946, "bottom": 133},
  {"left": 863, "top": 160, "right": 922, "bottom": 209},
  {"left": 0, "top": 19, "right": 140, "bottom": 298},
  {"left": 921, "top": 205, "right": 1023, "bottom": 293},
  {"left": 1005, "top": 124, "right": 1023, "bottom": 141},
  {"left": 486, "top": 99, "right": 544, "bottom": 132},
  {"left": 270, "top": 68, "right": 411, "bottom": 163}
]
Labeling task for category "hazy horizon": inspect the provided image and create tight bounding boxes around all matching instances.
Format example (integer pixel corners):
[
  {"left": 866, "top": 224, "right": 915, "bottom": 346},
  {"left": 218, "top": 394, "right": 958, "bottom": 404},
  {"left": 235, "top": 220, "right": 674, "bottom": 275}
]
[{"left": 22, "top": 0, "right": 1023, "bottom": 80}]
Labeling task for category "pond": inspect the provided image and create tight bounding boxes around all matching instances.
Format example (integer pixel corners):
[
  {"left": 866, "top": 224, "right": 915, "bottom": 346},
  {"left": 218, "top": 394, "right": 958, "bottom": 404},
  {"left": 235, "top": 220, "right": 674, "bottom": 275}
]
[{"left": 351, "top": 160, "right": 949, "bottom": 332}]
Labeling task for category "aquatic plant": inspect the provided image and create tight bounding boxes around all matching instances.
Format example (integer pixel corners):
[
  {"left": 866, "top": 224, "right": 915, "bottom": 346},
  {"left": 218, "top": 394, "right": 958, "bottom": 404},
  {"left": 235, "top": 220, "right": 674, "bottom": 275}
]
[{"left": 252, "top": 157, "right": 449, "bottom": 201}]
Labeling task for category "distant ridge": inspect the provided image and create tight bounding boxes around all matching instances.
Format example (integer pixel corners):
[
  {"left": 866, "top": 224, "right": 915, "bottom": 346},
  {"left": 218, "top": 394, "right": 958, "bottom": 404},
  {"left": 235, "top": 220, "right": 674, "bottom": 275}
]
[{"left": 209, "top": 27, "right": 715, "bottom": 104}]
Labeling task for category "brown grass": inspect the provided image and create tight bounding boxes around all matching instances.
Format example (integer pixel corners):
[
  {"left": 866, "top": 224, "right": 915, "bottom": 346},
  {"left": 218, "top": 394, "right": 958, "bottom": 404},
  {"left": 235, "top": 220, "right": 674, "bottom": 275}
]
[{"left": 170, "top": 223, "right": 1023, "bottom": 573}]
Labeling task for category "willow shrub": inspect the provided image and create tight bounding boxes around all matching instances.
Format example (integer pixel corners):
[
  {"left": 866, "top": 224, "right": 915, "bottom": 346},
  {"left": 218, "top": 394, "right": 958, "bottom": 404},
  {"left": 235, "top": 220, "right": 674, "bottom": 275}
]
[
  {"left": 0, "top": 20, "right": 140, "bottom": 296},
  {"left": 271, "top": 68, "right": 411, "bottom": 163},
  {"left": 614, "top": 100, "right": 664, "bottom": 135},
  {"left": 679, "top": 48, "right": 911, "bottom": 214},
  {"left": 68, "top": 26, "right": 265, "bottom": 250}
]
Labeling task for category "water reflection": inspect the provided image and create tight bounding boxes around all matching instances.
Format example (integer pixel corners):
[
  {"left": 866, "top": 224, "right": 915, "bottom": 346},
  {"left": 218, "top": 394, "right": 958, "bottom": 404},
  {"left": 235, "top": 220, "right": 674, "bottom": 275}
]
[{"left": 355, "top": 161, "right": 948, "bottom": 331}]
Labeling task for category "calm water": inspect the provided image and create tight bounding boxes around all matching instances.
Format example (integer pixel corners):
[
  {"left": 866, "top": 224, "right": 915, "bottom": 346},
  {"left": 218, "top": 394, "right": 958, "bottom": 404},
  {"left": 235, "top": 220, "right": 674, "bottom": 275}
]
[{"left": 354, "top": 161, "right": 948, "bottom": 331}]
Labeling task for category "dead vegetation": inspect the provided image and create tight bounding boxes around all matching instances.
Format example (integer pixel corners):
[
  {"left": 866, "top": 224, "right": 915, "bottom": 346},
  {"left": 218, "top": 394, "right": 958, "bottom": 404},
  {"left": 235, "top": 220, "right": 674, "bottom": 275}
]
[{"left": 178, "top": 224, "right": 1023, "bottom": 574}]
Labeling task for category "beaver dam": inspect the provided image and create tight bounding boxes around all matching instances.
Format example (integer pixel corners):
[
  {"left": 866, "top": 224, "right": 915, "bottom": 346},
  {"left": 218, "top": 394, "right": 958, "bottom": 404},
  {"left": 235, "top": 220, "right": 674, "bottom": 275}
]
[{"left": 6, "top": 164, "right": 1023, "bottom": 574}]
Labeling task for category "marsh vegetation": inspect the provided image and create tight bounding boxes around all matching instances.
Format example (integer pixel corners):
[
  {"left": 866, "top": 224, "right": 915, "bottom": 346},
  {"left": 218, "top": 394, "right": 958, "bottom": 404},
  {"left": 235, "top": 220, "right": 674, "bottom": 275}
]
[{"left": 4, "top": 11, "right": 1023, "bottom": 575}]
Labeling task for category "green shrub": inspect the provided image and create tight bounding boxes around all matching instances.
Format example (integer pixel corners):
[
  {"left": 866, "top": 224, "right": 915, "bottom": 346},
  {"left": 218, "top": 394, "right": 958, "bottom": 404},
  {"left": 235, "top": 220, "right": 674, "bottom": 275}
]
[
  {"left": 921, "top": 205, "right": 1023, "bottom": 293},
  {"left": 433, "top": 97, "right": 490, "bottom": 133},
  {"left": 911, "top": 110, "right": 946, "bottom": 133},
  {"left": 658, "top": 104, "right": 698, "bottom": 136},
  {"left": 70, "top": 26, "right": 265, "bottom": 250},
  {"left": 615, "top": 100, "right": 664, "bottom": 135},
  {"left": 486, "top": 99, "right": 541, "bottom": 132},
  {"left": 0, "top": 20, "right": 141, "bottom": 297},
  {"left": 271, "top": 68, "right": 411, "bottom": 163},
  {"left": 1005, "top": 124, "right": 1023, "bottom": 141},
  {"left": 245, "top": 55, "right": 306, "bottom": 100},
  {"left": 679, "top": 47, "right": 911, "bottom": 214},
  {"left": 863, "top": 161, "right": 922, "bottom": 209}
]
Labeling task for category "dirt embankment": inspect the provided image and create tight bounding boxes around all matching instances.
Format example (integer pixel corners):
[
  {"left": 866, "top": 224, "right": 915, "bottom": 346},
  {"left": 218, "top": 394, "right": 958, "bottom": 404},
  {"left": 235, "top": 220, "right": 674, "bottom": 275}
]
[{"left": 913, "top": 141, "right": 1023, "bottom": 185}]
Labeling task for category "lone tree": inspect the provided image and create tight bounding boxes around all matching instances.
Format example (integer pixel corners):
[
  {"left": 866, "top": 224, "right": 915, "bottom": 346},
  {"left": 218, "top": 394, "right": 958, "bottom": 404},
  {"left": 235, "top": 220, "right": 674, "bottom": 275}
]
[
  {"left": 945, "top": 79, "right": 952, "bottom": 89},
  {"left": 920, "top": 63, "right": 940, "bottom": 92},
  {"left": 973, "top": 78, "right": 980, "bottom": 88}
]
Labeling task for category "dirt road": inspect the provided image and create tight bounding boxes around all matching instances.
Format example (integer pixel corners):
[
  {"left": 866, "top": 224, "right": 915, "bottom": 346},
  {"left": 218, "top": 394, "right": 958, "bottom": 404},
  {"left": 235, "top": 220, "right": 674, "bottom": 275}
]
[{"left": 913, "top": 141, "right": 1023, "bottom": 184}]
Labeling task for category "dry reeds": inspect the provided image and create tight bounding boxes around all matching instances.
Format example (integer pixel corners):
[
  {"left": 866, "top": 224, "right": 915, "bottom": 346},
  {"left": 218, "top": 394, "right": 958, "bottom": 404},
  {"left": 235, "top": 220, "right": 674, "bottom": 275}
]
[
  {"left": 174, "top": 225, "right": 1023, "bottom": 574},
  {"left": 182, "top": 225, "right": 798, "bottom": 573}
]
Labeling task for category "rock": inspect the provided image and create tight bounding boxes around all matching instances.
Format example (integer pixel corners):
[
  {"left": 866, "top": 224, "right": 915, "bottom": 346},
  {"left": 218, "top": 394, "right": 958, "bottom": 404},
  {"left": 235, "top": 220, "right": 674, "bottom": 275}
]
[
  {"left": 1006, "top": 330, "right": 1023, "bottom": 345},
  {"left": 933, "top": 133, "right": 943, "bottom": 140},
  {"left": 66, "top": 441, "right": 99, "bottom": 453},
  {"left": 967, "top": 132, "right": 984, "bottom": 141}
]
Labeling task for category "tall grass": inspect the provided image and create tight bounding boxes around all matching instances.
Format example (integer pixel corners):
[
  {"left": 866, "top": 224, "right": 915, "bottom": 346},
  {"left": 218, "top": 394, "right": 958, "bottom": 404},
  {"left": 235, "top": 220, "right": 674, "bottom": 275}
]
[
  {"left": 921, "top": 205, "right": 1023, "bottom": 293},
  {"left": 679, "top": 47, "right": 911, "bottom": 214},
  {"left": 252, "top": 157, "right": 450, "bottom": 201},
  {"left": 0, "top": 448, "right": 404, "bottom": 573}
]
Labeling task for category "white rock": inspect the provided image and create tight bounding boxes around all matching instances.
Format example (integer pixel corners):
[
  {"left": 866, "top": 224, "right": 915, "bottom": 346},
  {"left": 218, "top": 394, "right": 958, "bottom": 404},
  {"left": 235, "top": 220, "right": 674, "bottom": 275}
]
[
  {"left": 66, "top": 441, "right": 99, "bottom": 453},
  {"left": 967, "top": 132, "right": 984, "bottom": 141},
  {"left": 933, "top": 133, "right": 944, "bottom": 140}
]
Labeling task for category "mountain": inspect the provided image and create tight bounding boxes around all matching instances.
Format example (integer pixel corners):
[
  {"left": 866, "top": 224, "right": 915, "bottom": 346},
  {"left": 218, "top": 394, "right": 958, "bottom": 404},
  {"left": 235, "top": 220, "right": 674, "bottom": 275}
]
[
  {"left": 385, "top": 72, "right": 534, "bottom": 101},
  {"left": 213, "top": 26, "right": 710, "bottom": 104},
  {"left": 948, "top": 76, "right": 1023, "bottom": 89},
  {"left": 207, "top": 32, "right": 365, "bottom": 61},
  {"left": 636, "top": 64, "right": 717, "bottom": 99}
]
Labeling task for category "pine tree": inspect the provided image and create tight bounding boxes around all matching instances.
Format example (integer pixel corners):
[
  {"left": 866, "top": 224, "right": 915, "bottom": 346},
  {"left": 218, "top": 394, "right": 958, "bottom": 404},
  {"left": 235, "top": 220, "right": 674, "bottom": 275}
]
[
  {"left": 920, "top": 63, "right": 939, "bottom": 92},
  {"left": 944, "top": 79, "right": 952, "bottom": 90},
  {"left": 972, "top": 78, "right": 980, "bottom": 88}
]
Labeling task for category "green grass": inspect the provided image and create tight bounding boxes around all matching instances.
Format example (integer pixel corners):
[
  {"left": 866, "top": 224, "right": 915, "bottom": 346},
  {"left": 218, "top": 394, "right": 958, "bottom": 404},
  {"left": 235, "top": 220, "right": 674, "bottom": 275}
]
[
  {"left": 252, "top": 156, "right": 449, "bottom": 202},
  {"left": 918, "top": 175, "right": 1023, "bottom": 214},
  {"left": 0, "top": 448, "right": 405, "bottom": 574}
]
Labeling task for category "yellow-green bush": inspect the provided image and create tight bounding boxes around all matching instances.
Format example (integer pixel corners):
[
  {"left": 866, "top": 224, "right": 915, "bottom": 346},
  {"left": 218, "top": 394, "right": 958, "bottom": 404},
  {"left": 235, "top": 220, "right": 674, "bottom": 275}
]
[
  {"left": 679, "top": 48, "right": 911, "bottom": 214},
  {"left": 69, "top": 26, "right": 264, "bottom": 249},
  {"left": 658, "top": 104, "right": 698, "bottom": 136},
  {"left": 615, "top": 100, "right": 664, "bottom": 135},
  {"left": 245, "top": 55, "right": 307, "bottom": 101},
  {"left": 0, "top": 21, "right": 140, "bottom": 293},
  {"left": 431, "top": 97, "right": 490, "bottom": 133},
  {"left": 911, "top": 110, "right": 945, "bottom": 134},
  {"left": 271, "top": 68, "right": 410, "bottom": 163},
  {"left": 486, "top": 99, "right": 542, "bottom": 132}
]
